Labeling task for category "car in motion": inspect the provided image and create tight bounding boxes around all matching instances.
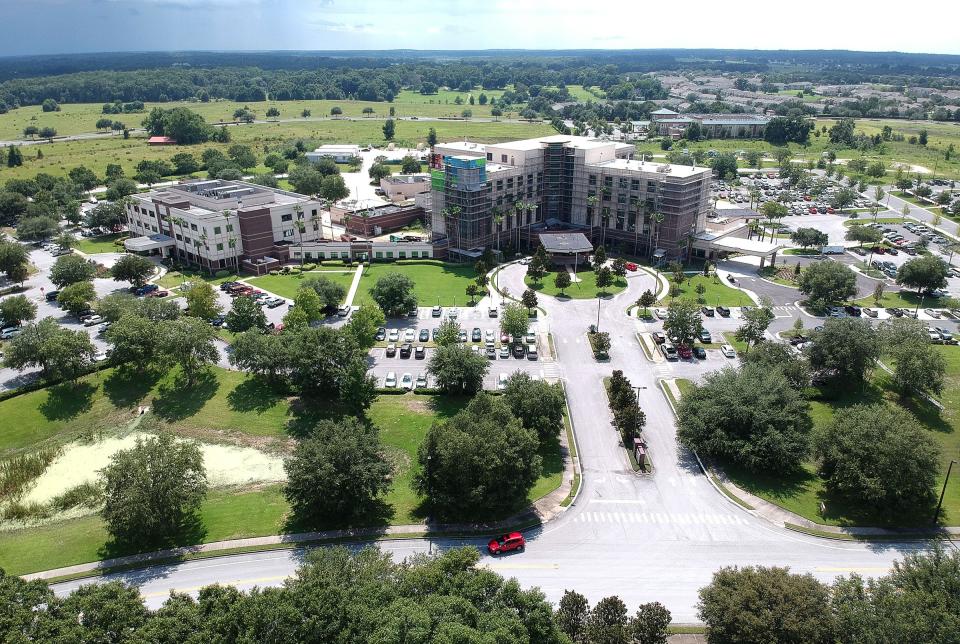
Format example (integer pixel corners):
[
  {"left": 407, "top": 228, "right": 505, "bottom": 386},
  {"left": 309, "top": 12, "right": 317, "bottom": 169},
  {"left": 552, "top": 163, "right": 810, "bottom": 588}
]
[{"left": 487, "top": 531, "right": 525, "bottom": 555}]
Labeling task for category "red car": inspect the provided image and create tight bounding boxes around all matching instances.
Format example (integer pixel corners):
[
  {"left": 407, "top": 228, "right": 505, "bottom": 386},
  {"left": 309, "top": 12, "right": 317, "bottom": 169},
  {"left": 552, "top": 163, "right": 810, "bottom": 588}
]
[
  {"left": 625, "top": 262, "right": 638, "bottom": 272},
  {"left": 677, "top": 344, "right": 693, "bottom": 359},
  {"left": 808, "top": 207, "right": 818, "bottom": 214},
  {"left": 488, "top": 532, "right": 525, "bottom": 555}
]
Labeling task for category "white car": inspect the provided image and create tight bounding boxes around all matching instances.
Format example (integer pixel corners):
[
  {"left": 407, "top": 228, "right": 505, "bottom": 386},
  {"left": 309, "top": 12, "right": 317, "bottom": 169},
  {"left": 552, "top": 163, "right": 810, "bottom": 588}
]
[
  {"left": 388, "top": 329, "right": 399, "bottom": 342},
  {"left": 0, "top": 326, "right": 22, "bottom": 340},
  {"left": 404, "top": 328, "right": 416, "bottom": 342},
  {"left": 485, "top": 329, "right": 495, "bottom": 341},
  {"left": 497, "top": 373, "right": 508, "bottom": 390},
  {"left": 654, "top": 308, "right": 668, "bottom": 320},
  {"left": 93, "top": 351, "right": 109, "bottom": 362},
  {"left": 400, "top": 372, "right": 413, "bottom": 390},
  {"left": 720, "top": 344, "right": 736, "bottom": 358},
  {"left": 924, "top": 308, "right": 942, "bottom": 319},
  {"left": 83, "top": 315, "right": 104, "bottom": 327},
  {"left": 385, "top": 372, "right": 397, "bottom": 388}
]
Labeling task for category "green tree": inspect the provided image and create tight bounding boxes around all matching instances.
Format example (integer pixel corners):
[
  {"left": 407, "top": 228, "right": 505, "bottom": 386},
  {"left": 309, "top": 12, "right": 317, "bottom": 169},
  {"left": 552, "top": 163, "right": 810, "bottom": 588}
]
[
  {"left": 807, "top": 318, "right": 881, "bottom": 384},
  {"left": 228, "top": 330, "right": 289, "bottom": 384},
  {"left": 465, "top": 283, "right": 479, "bottom": 304},
  {"left": 500, "top": 302, "right": 529, "bottom": 340},
  {"left": 100, "top": 433, "right": 207, "bottom": 545},
  {"left": 16, "top": 216, "right": 58, "bottom": 240},
  {"left": 50, "top": 254, "right": 96, "bottom": 287},
  {"left": 734, "top": 305, "right": 774, "bottom": 352},
  {"left": 170, "top": 152, "right": 200, "bottom": 175},
  {"left": 896, "top": 255, "right": 949, "bottom": 294},
  {"left": 814, "top": 404, "right": 939, "bottom": 516},
  {"left": 502, "top": 371, "right": 566, "bottom": 442},
  {"left": 677, "top": 364, "right": 812, "bottom": 472},
  {"left": 368, "top": 162, "right": 391, "bottom": 184},
  {"left": 284, "top": 417, "right": 392, "bottom": 524},
  {"left": 158, "top": 316, "right": 219, "bottom": 386},
  {"left": 227, "top": 144, "right": 257, "bottom": 170},
  {"left": 637, "top": 289, "right": 656, "bottom": 317},
  {"left": 0, "top": 294, "right": 37, "bottom": 327},
  {"left": 400, "top": 155, "right": 421, "bottom": 174},
  {"left": 663, "top": 298, "right": 703, "bottom": 346},
  {"left": 741, "top": 341, "right": 810, "bottom": 390},
  {"left": 797, "top": 261, "right": 857, "bottom": 310},
  {"left": 630, "top": 602, "right": 671, "bottom": 644},
  {"left": 434, "top": 319, "right": 461, "bottom": 347},
  {"left": 555, "top": 590, "right": 590, "bottom": 643},
  {"left": 288, "top": 165, "right": 325, "bottom": 195},
  {"left": 844, "top": 224, "right": 882, "bottom": 248},
  {"left": 303, "top": 274, "right": 346, "bottom": 311},
  {"left": 586, "top": 596, "right": 629, "bottom": 644},
  {"left": 881, "top": 318, "right": 946, "bottom": 398},
  {"left": 6, "top": 145, "right": 23, "bottom": 167},
  {"left": 0, "top": 191, "right": 29, "bottom": 226},
  {"left": 698, "top": 566, "right": 835, "bottom": 644},
  {"left": 595, "top": 266, "right": 614, "bottom": 294},
  {"left": 110, "top": 254, "right": 155, "bottom": 287},
  {"left": 611, "top": 257, "right": 628, "bottom": 279},
  {"left": 291, "top": 286, "right": 322, "bottom": 322},
  {"left": 521, "top": 288, "right": 538, "bottom": 314},
  {"left": 225, "top": 295, "right": 267, "bottom": 333},
  {"left": 427, "top": 127, "right": 438, "bottom": 147},
  {"left": 105, "top": 313, "right": 163, "bottom": 367},
  {"left": 320, "top": 174, "right": 350, "bottom": 202},
  {"left": 592, "top": 245, "right": 607, "bottom": 271},
  {"left": 343, "top": 302, "right": 385, "bottom": 351},
  {"left": 67, "top": 166, "right": 99, "bottom": 192},
  {"left": 382, "top": 118, "right": 395, "bottom": 140},
  {"left": 369, "top": 272, "right": 417, "bottom": 317},
  {"left": 3, "top": 318, "right": 96, "bottom": 381},
  {"left": 554, "top": 270, "right": 571, "bottom": 295},
  {"left": 790, "top": 227, "right": 828, "bottom": 249},
  {"left": 183, "top": 282, "right": 221, "bottom": 320},
  {"left": 414, "top": 394, "right": 540, "bottom": 518},
  {"left": 831, "top": 187, "right": 858, "bottom": 212},
  {"left": 427, "top": 343, "right": 489, "bottom": 394},
  {"left": 57, "top": 281, "right": 96, "bottom": 317},
  {"left": 105, "top": 178, "right": 138, "bottom": 201}
]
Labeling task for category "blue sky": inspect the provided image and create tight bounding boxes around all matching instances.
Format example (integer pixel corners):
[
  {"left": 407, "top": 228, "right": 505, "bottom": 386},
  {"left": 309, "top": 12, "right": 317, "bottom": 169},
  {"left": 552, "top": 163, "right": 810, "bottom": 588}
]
[{"left": 3, "top": 0, "right": 959, "bottom": 57}]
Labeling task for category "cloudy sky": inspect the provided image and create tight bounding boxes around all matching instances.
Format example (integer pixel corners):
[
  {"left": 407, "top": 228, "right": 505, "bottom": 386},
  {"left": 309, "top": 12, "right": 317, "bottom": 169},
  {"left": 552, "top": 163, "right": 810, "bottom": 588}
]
[{"left": 3, "top": 0, "right": 959, "bottom": 57}]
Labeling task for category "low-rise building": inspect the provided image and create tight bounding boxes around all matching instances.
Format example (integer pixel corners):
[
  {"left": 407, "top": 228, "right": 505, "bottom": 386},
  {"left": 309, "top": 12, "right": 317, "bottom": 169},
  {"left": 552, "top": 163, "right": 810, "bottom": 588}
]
[
  {"left": 330, "top": 201, "right": 427, "bottom": 237},
  {"left": 123, "top": 179, "right": 325, "bottom": 274},
  {"left": 290, "top": 238, "right": 434, "bottom": 264},
  {"left": 379, "top": 174, "right": 431, "bottom": 201},
  {"left": 650, "top": 109, "right": 771, "bottom": 139},
  {"left": 305, "top": 144, "right": 361, "bottom": 164}
]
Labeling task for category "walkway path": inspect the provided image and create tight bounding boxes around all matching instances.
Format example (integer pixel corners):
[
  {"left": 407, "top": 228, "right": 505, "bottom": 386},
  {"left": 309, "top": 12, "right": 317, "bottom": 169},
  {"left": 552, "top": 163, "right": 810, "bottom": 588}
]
[{"left": 342, "top": 264, "right": 365, "bottom": 307}]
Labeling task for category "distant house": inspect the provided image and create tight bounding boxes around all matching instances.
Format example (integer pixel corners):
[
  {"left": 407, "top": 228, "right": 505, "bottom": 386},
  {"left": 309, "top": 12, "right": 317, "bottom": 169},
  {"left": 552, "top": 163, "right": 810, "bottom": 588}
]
[
  {"left": 305, "top": 144, "right": 361, "bottom": 164},
  {"left": 147, "top": 136, "right": 176, "bottom": 145}
]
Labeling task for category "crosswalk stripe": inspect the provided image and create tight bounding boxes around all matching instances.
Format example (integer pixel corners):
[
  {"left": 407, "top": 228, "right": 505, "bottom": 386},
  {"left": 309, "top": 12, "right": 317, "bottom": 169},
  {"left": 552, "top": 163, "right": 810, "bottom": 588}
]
[{"left": 575, "top": 510, "right": 748, "bottom": 526}]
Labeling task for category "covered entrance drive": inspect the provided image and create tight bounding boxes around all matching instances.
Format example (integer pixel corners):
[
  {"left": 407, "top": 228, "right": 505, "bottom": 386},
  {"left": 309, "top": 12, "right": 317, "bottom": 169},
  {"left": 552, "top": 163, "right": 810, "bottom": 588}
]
[
  {"left": 124, "top": 234, "right": 175, "bottom": 257},
  {"left": 693, "top": 232, "right": 783, "bottom": 268},
  {"left": 538, "top": 232, "right": 594, "bottom": 267}
]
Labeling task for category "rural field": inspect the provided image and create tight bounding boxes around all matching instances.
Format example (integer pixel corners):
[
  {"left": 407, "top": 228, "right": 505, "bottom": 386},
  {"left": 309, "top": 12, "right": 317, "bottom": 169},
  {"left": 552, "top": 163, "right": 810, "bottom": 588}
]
[{"left": 0, "top": 364, "right": 563, "bottom": 575}]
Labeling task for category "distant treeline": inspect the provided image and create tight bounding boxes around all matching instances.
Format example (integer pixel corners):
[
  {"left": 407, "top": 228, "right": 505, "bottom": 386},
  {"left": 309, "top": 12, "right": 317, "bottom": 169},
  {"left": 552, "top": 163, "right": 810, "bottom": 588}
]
[{"left": 0, "top": 49, "right": 958, "bottom": 110}]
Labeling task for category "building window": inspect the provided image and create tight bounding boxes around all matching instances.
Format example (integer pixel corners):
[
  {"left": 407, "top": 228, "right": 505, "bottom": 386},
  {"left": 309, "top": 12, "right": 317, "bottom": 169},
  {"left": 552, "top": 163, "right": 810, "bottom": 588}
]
[
  {"left": 281, "top": 214, "right": 293, "bottom": 222},
  {"left": 631, "top": 179, "right": 640, "bottom": 191},
  {"left": 501, "top": 154, "right": 507, "bottom": 163},
  {"left": 341, "top": 252, "right": 349, "bottom": 259},
  {"left": 226, "top": 224, "right": 234, "bottom": 232},
  {"left": 311, "top": 209, "right": 317, "bottom": 216},
  {"left": 283, "top": 230, "right": 294, "bottom": 238},
  {"left": 190, "top": 223, "right": 198, "bottom": 231},
  {"left": 151, "top": 226, "right": 157, "bottom": 233},
  {"left": 386, "top": 251, "right": 393, "bottom": 258},
  {"left": 399, "top": 251, "right": 406, "bottom": 259},
  {"left": 588, "top": 175, "right": 597, "bottom": 186},
  {"left": 175, "top": 234, "right": 182, "bottom": 241},
  {"left": 506, "top": 178, "right": 513, "bottom": 188},
  {"left": 603, "top": 177, "right": 613, "bottom": 187},
  {"left": 375, "top": 251, "right": 383, "bottom": 259},
  {"left": 487, "top": 153, "right": 493, "bottom": 161},
  {"left": 216, "top": 243, "right": 223, "bottom": 251},
  {"left": 619, "top": 178, "right": 628, "bottom": 189},
  {"left": 184, "top": 237, "right": 192, "bottom": 244},
  {"left": 496, "top": 180, "right": 503, "bottom": 190},
  {"left": 214, "top": 227, "right": 221, "bottom": 234}
]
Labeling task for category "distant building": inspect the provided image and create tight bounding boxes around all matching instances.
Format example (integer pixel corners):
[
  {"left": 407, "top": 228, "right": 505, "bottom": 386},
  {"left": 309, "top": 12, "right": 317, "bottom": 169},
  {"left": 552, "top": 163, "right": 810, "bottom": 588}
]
[
  {"left": 305, "top": 144, "right": 361, "bottom": 164},
  {"left": 379, "top": 174, "right": 431, "bottom": 201},
  {"left": 429, "top": 134, "right": 712, "bottom": 261},
  {"left": 147, "top": 136, "right": 176, "bottom": 145},
  {"left": 331, "top": 201, "right": 428, "bottom": 237},
  {"left": 650, "top": 109, "right": 771, "bottom": 139}
]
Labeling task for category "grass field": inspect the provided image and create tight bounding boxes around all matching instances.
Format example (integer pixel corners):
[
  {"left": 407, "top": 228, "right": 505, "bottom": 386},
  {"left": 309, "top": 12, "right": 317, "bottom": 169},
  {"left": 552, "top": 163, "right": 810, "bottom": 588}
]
[
  {"left": 250, "top": 261, "right": 479, "bottom": 308},
  {"left": 713, "top": 346, "right": 960, "bottom": 527},
  {"left": 524, "top": 267, "right": 627, "bottom": 299},
  {"left": 0, "top": 119, "right": 556, "bottom": 184},
  {"left": 0, "top": 373, "right": 565, "bottom": 574},
  {"left": 73, "top": 233, "right": 127, "bottom": 255},
  {"left": 670, "top": 274, "right": 750, "bottom": 307}
]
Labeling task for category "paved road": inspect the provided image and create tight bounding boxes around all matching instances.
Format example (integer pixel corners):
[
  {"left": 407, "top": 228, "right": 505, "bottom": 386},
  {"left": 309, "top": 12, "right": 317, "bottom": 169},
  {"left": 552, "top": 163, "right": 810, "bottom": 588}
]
[{"left": 50, "top": 261, "right": 954, "bottom": 621}]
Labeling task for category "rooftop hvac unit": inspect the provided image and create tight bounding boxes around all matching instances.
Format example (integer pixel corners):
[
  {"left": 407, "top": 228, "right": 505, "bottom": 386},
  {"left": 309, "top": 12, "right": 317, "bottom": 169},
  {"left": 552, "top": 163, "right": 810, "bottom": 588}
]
[{"left": 656, "top": 165, "right": 672, "bottom": 174}]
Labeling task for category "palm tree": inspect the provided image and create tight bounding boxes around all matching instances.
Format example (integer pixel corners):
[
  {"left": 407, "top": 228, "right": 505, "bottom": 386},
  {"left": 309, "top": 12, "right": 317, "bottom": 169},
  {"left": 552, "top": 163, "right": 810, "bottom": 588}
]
[
  {"left": 492, "top": 208, "right": 504, "bottom": 254},
  {"left": 524, "top": 201, "right": 537, "bottom": 251},
  {"left": 586, "top": 194, "right": 599, "bottom": 242},
  {"left": 310, "top": 210, "right": 322, "bottom": 240},
  {"left": 170, "top": 216, "right": 186, "bottom": 266},
  {"left": 442, "top": 205, "right": 462, "bottom": 259},
  {"left": 600, "top": 207, "right": 611, "bottom": 249},
  {"left": 513, "top": 200, "right": 524, "bottom": 251},
  {"left": 227, "top": 237, "right": 239, "bottom": 274},
  {"left": 200, "top": 231, "right": 211, "bottom": 275},
  {"left": 294, "top": 220, "right": 306, "bottom": 266},
  {"left": 649, "top": 211, "right": 664, "bottom": 260},
  {"left": 631, "top": 198, "right": 646, "bottom": 257}
]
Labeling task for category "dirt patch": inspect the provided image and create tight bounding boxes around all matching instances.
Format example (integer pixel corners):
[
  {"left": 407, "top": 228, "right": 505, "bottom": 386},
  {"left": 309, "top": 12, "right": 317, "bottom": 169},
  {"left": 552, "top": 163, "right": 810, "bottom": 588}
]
[
  {"left": 382, "top": 445, "right": 412, "bottom": 480},
  {"left": 401, "top": 397, "right": 432, "bottom": 414}
]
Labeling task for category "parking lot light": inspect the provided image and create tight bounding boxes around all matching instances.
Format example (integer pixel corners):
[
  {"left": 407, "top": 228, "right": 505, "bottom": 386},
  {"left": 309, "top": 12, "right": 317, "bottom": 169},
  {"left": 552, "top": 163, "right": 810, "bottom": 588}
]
[{"left": 933, "top": 459, "right": 956, "bottom": 525}]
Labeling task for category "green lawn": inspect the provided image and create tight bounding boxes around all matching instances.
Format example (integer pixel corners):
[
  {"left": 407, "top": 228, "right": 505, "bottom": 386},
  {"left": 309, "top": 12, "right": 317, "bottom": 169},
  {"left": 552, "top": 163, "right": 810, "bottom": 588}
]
[
  {"left": 670, "top": 274, "right": 751, "bottom": 307},
  {"left": 156, "top": 269, "right": 241, "bottom": 290},
  {"left": 250, "top": 261, "right": 479, "bottom": 308},
  {"left": 721, "top": 331, "right": 749, "bottom": 353},
  {"left": 855, "top": 288, "right": 931, "bottom": 309},
  {"left": 0, "top": 374, "right": 565, "bottom": 574},
  {"left": 843, "top": 217, "right": 905, "bottom": 228},
  {"left": 524, "top": 268, "right": 627, "bottom": 299},
  {"left": 74, "top": 233, "right": 127, "bottom": 255},
  {"left": 718, "top": 348, "right": 960, "bottom": 527}
]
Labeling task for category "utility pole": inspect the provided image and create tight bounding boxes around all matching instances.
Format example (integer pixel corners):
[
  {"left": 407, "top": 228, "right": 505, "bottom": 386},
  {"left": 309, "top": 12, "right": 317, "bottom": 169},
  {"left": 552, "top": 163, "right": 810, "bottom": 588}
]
[
  {"left": 596, "top": 296, "right": 602, "bottom": 332},
  {"left": 933, "top": 459, "right": 956, "bottom": 525}
]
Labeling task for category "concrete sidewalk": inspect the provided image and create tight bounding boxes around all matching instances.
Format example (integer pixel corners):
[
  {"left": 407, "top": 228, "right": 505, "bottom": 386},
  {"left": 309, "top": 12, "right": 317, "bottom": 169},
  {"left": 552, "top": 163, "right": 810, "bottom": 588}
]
[{"left": 343, "top": 264, "right": 365, "bottom": 307}]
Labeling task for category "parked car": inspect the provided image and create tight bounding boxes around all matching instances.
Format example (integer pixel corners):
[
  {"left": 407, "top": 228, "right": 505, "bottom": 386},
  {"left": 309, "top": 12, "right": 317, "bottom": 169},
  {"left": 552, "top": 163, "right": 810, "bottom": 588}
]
[
  {"left": 844, "top": 305, "right": 862, "bottom": 317},
  {"left": 486, "top": 344, "right": 497, "bottom": 359},
  {"left": 487, "top": 532, "right": 525, "bottom": 555},
  {"left": 375, "top": 327, "right": 386, "bottom": 341},
  {"left": 699, "top": 329, "right": 712, "bottom": 344},
  {"left": 935, "top": 327, "right": 954, "bottom": 343},
  {"left": 337, "top": 306, "right": 351, "bottom": 318},
  {"left": 925, "top": 308, "right": 942, "bottom": 319},
  {"left": 527, "top": 346, "right": 538, "bottom": 360},
  {"left": 415, "top": 345, "right": 425, "bottom": 359},
  {"left": 512, "top": 343, "right": 526, "bottom": 358},
  {"left": 863, "top": 308, "right": 878, "bottom": 318},
  {"left": 415, "top": 373, "right": 428, "bottom": 389},
  {"left": 399, "top": 343, "right": 412, "bottom": 358},
  {"left": 419, "top": 328, "right": 430, "bottom": 342},
  {"left": 400, "top": 373, "right": 413, "bottom": 390},
  {"left": 488, "top": 307, "right": 499, "bottom": 318},
  {"left": 385, "top": 372, "right": 397, "bottom": 388},
  {"left": 701, "top": 306, "right": 715, "bottom": 317},
  {"left": 432, "top": 305, "right": 442, "bottom": 317},
  {"left": 716, "top": 306, "right": 731, "bottom": 317},
  {"left": 652, "top": 331, "right": 666, "bottom": 344},
  {"left": 388, "top": 329, "right": 400, "bottom": 342},
  {"left": 83, "top": 315, "right": 103, "bottom": 327},
  {"left": 44, "top": 290, "right": 60, "bottom": 302},
  {"left": 721, "top": 344, "right": 736, "bottom": 358},
  {"left": 472, "top": 327, "right": 482, "bottom": 342},
  {"left": 661, "top": 343, "right": 678, "bottom": 361},
  {"left": 385, "top": 343, "right": 397, "bottom": 357},
  {"left": 499, "top": 345, "right": 510, "bottom": 359},
  {"left": 677, "top": 344, "right": 692, "bottom": 359},
  {"left": 0, "top": 326, "right": 21, "bottom": 340},
  {"left": 266, "top": 297, "right": 285, "bottom": 308},
  {"left": 653, "top": 308, "right": 668, "bottom": 320},
  {"left": 404, "top": 328, "right": 416, "bottom": 342},
  {"left": 692, "top": 346, "right": 707, "bottom": 360}
]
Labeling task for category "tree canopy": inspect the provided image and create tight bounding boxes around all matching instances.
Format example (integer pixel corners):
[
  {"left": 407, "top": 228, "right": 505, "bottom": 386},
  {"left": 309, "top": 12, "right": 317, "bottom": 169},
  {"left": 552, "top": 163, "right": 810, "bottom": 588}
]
[
  {"left": 797, "top": 261, "right": 857, "bottom": 310},
  {"left": 896, "top": 255, "right": 949, "bottom": 294},
  {"left": 806, "top": 317, "right": 881, "bottom": 384},
  {"left": 369, "top": 272, "right": 417, "bottom": 317}
]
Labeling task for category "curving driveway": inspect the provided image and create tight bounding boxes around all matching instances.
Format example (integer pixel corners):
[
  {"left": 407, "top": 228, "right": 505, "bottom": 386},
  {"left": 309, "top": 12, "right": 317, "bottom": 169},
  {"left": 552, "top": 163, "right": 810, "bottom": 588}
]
[{"left": 51, "top": 261, "right": 948, "bottom": 622}]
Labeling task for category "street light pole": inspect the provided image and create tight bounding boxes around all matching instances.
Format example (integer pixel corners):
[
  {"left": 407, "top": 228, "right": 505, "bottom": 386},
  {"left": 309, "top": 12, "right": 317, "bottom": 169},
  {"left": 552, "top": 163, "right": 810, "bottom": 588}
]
[
  {"left": 933, "top": 459, "right": 956, "bottom": 525},
  {"left": 596, "top": 296, "right": 602, "bottom": 332},
  {"left": 916, "top": 293, "right": 925, "bottom": 316},
  {"left": 426, "top": 454, "right": 433, "bottom": 554}
]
